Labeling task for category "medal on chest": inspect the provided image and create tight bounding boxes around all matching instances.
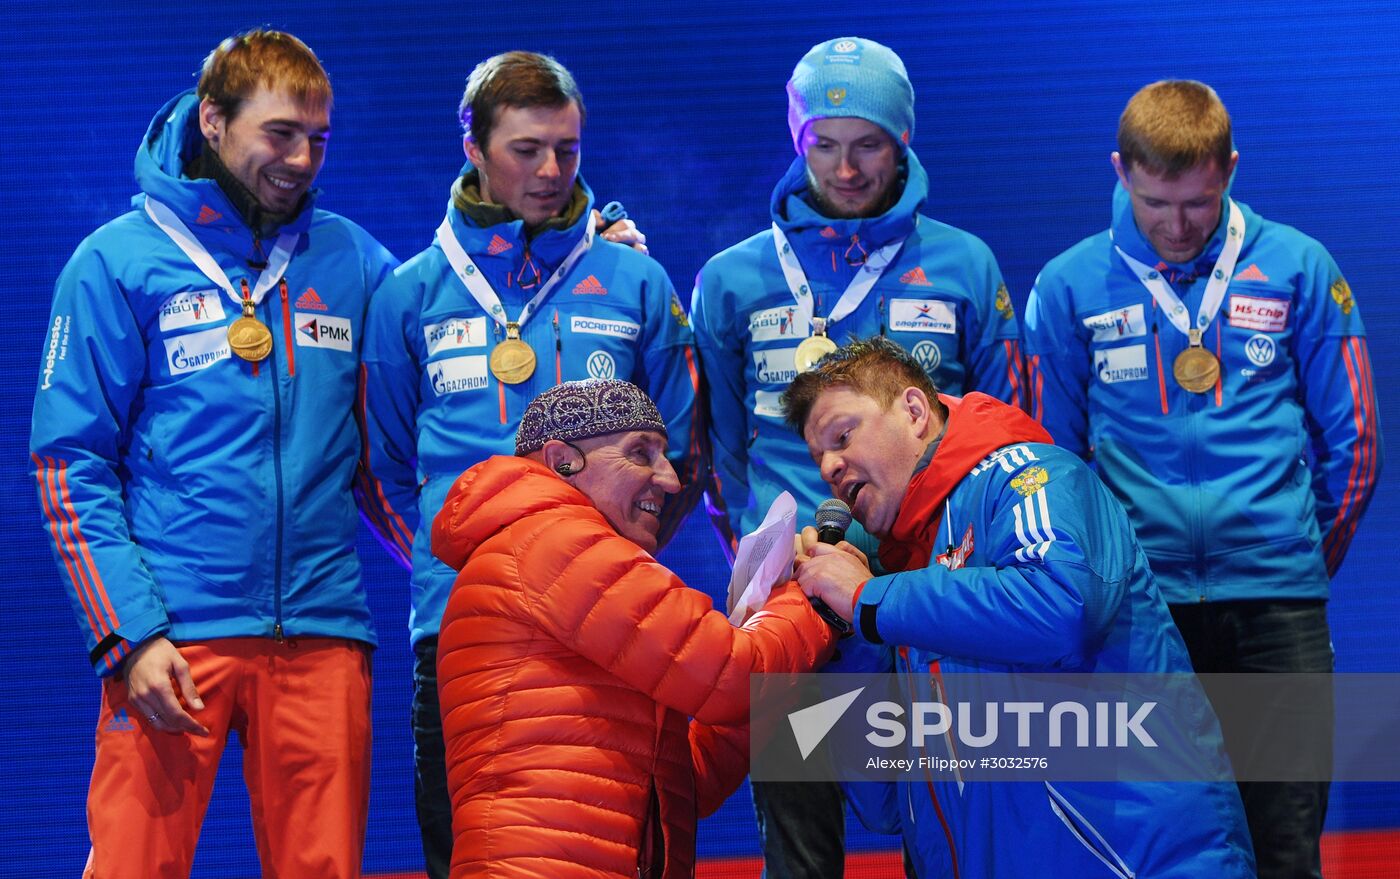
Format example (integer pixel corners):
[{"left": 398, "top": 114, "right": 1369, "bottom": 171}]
[
  {"left": 227, "top": 296, "right": 273, "bottom": 362},
  {"left": 1172, "top": 329, "right": 1220, "bottom": 394},
  {"left": 489, "top": 322, "right": 536, "bottom": 384},
  {"left": 1114, "top": 200, "right": 1245, "bottom": 397},
  {"left": 794, "top": 317, "right": 840, "bottom": 372}
]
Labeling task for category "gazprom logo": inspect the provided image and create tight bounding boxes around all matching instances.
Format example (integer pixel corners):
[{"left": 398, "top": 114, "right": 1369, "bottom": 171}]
[
  {"left": 430, "top": 355, "right": 488, "bottom": 396},
  {"left": 164, "top": 326, "right": 230, "bottom": 375},
  {"left": 1094, "top": 344, "right": 1148, "bottom": 384},
  {"left": 753, "top": 347, "right": 799, "bottom": 385},
  {"left": 587, "top": 350, "right": 617, "bottom": 380}
]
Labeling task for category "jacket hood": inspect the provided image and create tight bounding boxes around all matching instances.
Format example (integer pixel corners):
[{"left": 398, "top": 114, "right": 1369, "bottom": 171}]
[
  {"left": 133, "top": 89, "right": 317, "bottom": 237},
  {"left": 770, "top": 148, "right": 929, "bottom": 249},
  {"left": 1109, "top": 177, "right": 1260, "bottom": 278},
  {"left": 879, "top": 393, "right": 1052, "bottom": 571},
  {"left": 432, "top": 455, "right": 608, "bottom": 572}
]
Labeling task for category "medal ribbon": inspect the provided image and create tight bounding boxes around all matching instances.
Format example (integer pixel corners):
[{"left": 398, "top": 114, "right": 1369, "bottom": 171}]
[
  {"left": 435, "top": 211, "right": 594, "bottom": 334},
  {"left": 1113, "top": 199, "right": 1245, "bottom": 343},
  {"left": 771, "top": 222, "right": 908, "bottom": 337},
  {"left": 144, "top": 196, "right": 298, "bottom": 309}
]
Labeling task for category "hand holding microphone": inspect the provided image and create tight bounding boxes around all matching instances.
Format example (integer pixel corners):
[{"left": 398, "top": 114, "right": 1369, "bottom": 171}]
[{"left": 795, "top": 499, "right": 870, "bottom": 636}]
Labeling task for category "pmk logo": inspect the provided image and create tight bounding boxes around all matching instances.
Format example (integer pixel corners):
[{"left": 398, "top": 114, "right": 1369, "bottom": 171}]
[{"left": 294, "top": 313, "right": 353, "bottom": 352}]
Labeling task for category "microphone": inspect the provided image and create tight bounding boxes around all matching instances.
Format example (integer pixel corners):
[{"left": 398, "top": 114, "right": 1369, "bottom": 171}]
[
  {"left": 807, "top": 498, "right": 854, "bottom": 637},
  {"left": 816, "top": 498, "right": 852, "bottom": 546}
]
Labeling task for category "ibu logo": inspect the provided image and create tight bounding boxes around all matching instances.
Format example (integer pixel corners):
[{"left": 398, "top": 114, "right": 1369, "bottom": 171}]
[{"left": 587, "top": 350, "right": 616, "bottom": 380}]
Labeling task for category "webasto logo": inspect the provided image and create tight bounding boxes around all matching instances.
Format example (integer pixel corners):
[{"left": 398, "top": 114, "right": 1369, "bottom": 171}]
[{"left": 40, "top": 314, "right": 64, "bottom": 390}]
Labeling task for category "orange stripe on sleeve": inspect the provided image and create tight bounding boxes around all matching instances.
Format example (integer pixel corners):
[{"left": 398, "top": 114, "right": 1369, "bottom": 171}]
[
  {"left": 1324, "top": 339, "right": 1367, "bottom": 567},
  {"left": 355, "top": 366, "right": 414, "bottom": 555},
  {"left": 1003, "top": 340, "right": 1023, "bottom": 410},
  {"left": 56, "top": 463, "right": 121, "bottom": 630},
  {"left": 32, "top": 455, "right": 107, "bottom": 641}
]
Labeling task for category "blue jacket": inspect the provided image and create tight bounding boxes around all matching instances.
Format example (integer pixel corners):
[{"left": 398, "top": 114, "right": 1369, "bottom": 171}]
[
  {"left": 360, "top": 177, "right": 703, "bottom": 646},
  {"left": 692, "top": 151, "right": 1022, "bottom": 556},
  {"left": 30, "top": 91, "right": 397, "bottom": 675},
  {"left": 840, "top": 393, "right": 1254, "bottom": 878},
  {"left": 1024, "top": 185, "right": 1382, "bottom": 602}
]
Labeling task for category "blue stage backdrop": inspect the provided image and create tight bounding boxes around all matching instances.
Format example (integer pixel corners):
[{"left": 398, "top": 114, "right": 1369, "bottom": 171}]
[{"left": 2, "top": 2, "right": 1396, "bottom": 876}]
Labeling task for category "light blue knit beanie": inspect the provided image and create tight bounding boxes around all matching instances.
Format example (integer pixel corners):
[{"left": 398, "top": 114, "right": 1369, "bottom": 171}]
[{"left": 786, "top": 37, "right": 915, "bottom": 154}]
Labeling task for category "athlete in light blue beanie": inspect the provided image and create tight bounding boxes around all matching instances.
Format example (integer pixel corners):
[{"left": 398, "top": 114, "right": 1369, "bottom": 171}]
[{"left": 786, "top": 36, "right": 915, "bottom": 153}]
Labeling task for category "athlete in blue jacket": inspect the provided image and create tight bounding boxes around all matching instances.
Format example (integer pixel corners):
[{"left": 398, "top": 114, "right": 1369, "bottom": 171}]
[
  {"left": 788, "top": 337, "right": 1255, "bottom": 879},
  {"left": 29, "top": 31, "right": 396, "bottom": 877},
  {"left": 358, "top": 51, "right": 702, "bottom": 879},
  {"left": 1023, "top": 81, "right": 1381, "bottom": 877},
  {"left": 691, "top": 37, "right": 1022, "bottom": 876}
]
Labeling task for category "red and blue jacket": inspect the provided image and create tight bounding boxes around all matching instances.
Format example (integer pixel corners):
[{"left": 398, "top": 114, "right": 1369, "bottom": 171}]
[
  {"left": 838, "top": 394, "right": 1255, "bottom": 878},
  {"left": 1024, "top": 185, "right": 1381, "bottom": 602},
  {"left": 30, "top": 91, "right": 397, "bottom": 675}
]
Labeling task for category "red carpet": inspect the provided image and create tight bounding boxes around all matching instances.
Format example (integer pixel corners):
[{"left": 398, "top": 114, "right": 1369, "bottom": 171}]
[{"left": 368, "top": 828, "right": 1400, "bottom": 878}]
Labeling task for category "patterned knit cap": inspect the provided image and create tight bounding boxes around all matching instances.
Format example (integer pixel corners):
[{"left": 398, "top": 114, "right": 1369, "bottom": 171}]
[
  {"left": 787, "top": 37, "right": 915, "bottom": 153},
  {"left": 515, "top": 379, "right": 666, "bottom": 455}
]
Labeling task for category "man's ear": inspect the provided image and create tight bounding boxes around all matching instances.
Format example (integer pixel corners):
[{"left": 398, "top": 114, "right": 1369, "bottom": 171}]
[
  {"left": 198, "top": 97, "right": 226, "bottom": 147},
  {"left": 901, "top": 386, "right": 938, "bottom": 440},
  {"left": 1111, "top": 151, "right": 1129, "bottom": 189},
  {"left": 464, "top": 135, "right": 485, "bottom": 167},
  {"left": 541, "top": 439, "right": 581, "bottom": 477}
]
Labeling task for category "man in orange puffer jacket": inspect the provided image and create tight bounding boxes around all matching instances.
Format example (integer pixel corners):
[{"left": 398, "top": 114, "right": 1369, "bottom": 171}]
[{"left": 432, "top": 378, "right": 839, "bottom": 879}]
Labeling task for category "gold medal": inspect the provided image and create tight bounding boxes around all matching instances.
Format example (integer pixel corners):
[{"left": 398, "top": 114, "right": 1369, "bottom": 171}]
[
  {"left": 795, "top": 318, "right": 839, "bottom": 373},
  {"left": 227, "top": 299, "right": 272, "bottom": 362},
  {"left": 489, "top": 323, "right": 536, "bottom": 384},
  {"left": 795, "top": 334, "right": 839, "bottom": 372},
  {"left": 1173, "top": 330, "right": 1219, "bottom": 393}
]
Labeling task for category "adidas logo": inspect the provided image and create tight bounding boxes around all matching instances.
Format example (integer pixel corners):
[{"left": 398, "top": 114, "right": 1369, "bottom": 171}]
[
  {"left": 486, "top": 234, "right": 513, "bottom": 255},
  {"left": 105, "top": 707, "right": 136, "bottom": 733},
  {"left": 1234, "top": 264, "right": 1270, "bottom": 283},
  {"left": 195, "top": 205, "right": 223, "bottom": 225},
  {"left": 294, "top": 287, "right": 329, "bottom": 311},
  {"left": 572, "top": 275, "right": 608, "bottom": 296},
  {"left": 899, "top": 266, "right": 933, "bottom": 287},
  {"left": 819, "top": 226, "right": 840, "bottom": 239}
]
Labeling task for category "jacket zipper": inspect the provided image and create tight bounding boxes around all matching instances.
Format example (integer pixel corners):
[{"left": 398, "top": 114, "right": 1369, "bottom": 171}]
[
  {"left": 280, "top": 279, "right": 295, "bottom": 376},
  {"left": 1045, "top": 782, "right": 1135, "bottom": 878},
  {"left": 901, "top": 646, "right": 960, "bottom": 877},
  {"left": 263, "top": 292, "right": 286, "bottom": 641},
  {"left": 552, "top": 308, "right": 562, "bottom": 384}
]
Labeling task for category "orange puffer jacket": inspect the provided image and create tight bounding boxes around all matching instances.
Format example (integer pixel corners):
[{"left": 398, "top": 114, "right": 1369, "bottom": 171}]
[{"left": 432, "top": 455, "right": 836, "bottom": 879}]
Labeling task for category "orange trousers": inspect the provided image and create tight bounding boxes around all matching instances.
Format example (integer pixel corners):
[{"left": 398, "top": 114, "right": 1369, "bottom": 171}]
[{"left": 83, "top": 637, "right": 372, "bottom": 879}]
